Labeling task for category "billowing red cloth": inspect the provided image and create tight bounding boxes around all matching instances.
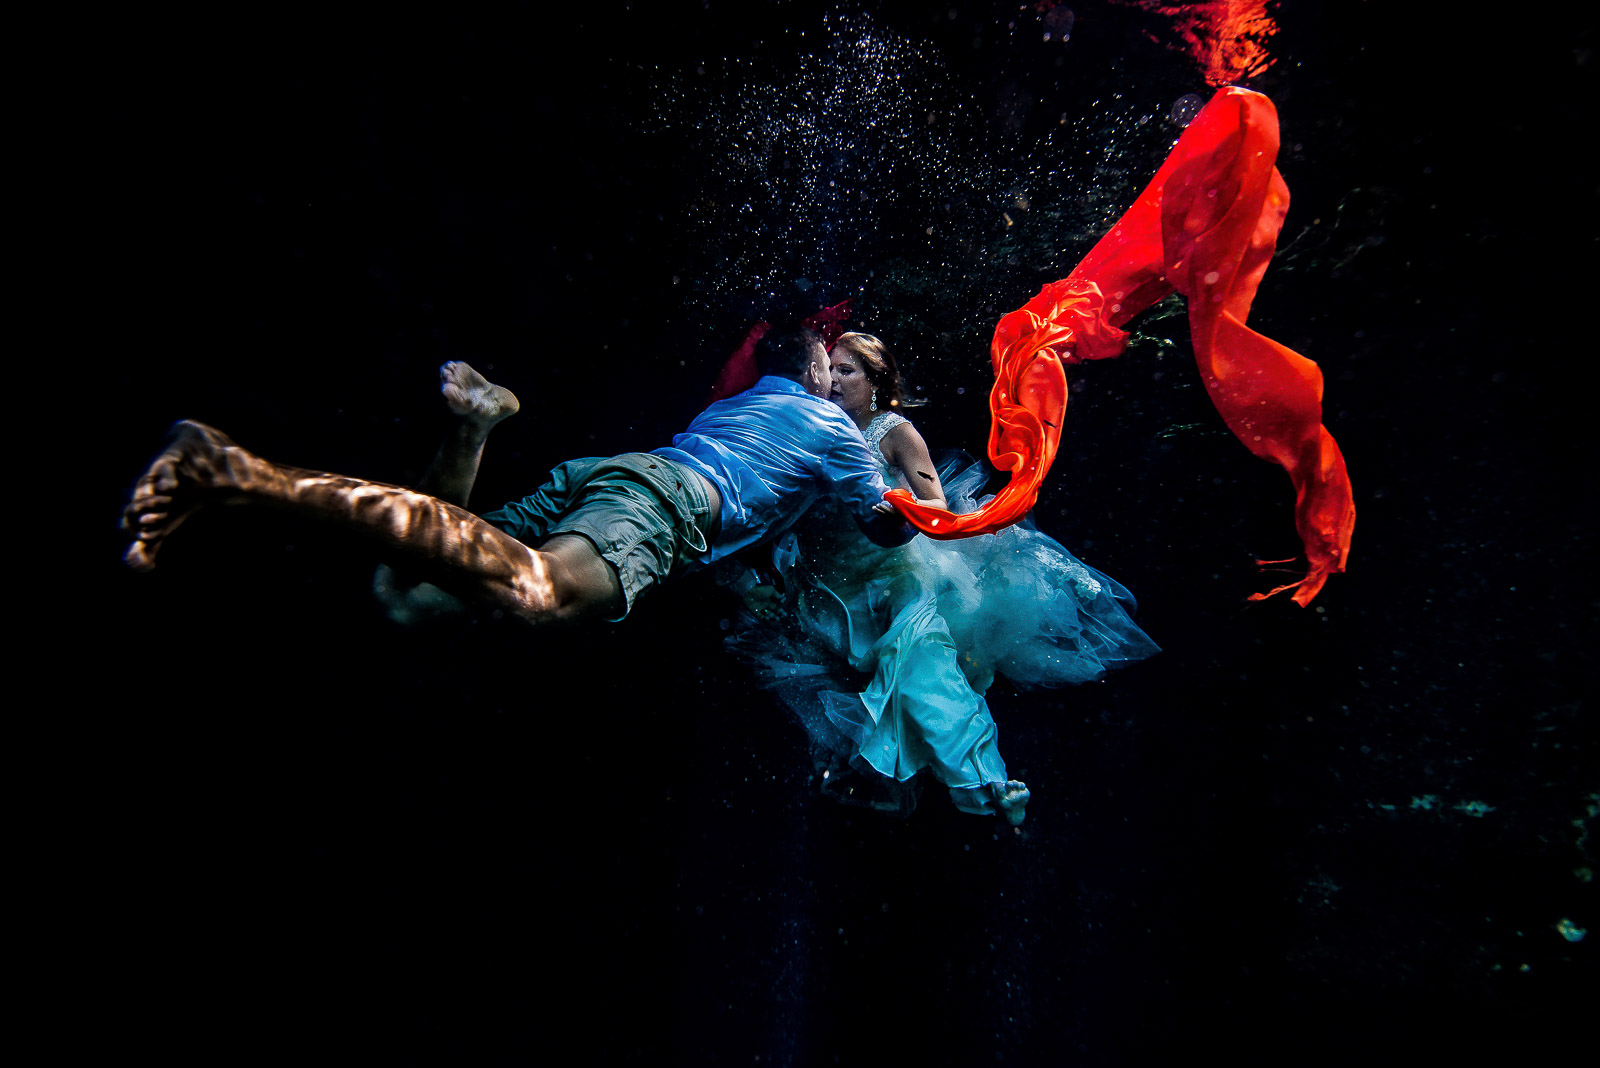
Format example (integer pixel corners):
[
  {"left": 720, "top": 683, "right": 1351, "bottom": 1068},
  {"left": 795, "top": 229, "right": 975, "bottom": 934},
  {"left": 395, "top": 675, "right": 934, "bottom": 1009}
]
[
  {"left": 705, "top": 299, "right": 854, "bottom": 404},
  {"left": 805, "top": 300, "right": 853, "bottom": 351},
  {"left": 888, "top": 87, "right": 1353, "bottom": 605}
]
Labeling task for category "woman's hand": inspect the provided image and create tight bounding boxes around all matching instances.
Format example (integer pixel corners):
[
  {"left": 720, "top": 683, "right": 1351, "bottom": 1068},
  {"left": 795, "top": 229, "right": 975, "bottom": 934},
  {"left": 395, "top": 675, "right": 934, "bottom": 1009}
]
[
  {"left": 743, "top": 583, "right": 783, "bottom": 617},
  {"left": 874, "top": 496, "right": 948, "bottom": 517},
  {"left": 721, "top": 562, "right": 785, "bottom": 617}
]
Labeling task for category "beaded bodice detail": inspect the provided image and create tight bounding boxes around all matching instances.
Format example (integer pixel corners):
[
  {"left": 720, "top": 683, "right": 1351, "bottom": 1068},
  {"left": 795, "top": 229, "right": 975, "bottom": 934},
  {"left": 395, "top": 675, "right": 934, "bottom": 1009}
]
[{"left": 863, "top": 412, "right": 909, "bottom": 481}]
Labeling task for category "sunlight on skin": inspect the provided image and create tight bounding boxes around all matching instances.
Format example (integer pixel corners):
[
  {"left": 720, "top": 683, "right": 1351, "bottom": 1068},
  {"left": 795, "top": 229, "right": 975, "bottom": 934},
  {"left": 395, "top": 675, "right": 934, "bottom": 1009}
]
[
  {"left": 123, "top": 421, "right": 567, "bottom": 624},
  {"left": 512, "top": 544, "right": 557, "bottom": 617}
]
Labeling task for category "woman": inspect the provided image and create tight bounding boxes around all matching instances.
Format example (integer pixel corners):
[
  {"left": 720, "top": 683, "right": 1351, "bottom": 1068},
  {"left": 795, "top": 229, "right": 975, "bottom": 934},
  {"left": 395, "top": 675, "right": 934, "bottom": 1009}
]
[
  {"left": 796, "top": 333, "right": 1028, "bottom": 823},
  {"left": 733, "top": 332, "right": 1159, "bottom": 825}
]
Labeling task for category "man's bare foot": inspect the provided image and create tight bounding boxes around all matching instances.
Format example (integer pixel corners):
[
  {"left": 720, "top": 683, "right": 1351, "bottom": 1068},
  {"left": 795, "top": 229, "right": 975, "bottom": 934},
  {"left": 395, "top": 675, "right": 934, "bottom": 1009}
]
[
  {"left": 992, "top": 780, "right": 1030, "bottom": 827},
  {"left": 121, "top": 420, "right": 242, "bottom": 572},
  {"left": 440, "top": 361, "right": 519, "bottom": 429}
]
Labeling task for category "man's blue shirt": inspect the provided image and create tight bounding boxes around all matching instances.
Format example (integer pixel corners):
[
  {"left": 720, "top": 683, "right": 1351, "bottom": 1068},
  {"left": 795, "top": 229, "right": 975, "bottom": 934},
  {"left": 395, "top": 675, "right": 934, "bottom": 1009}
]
[{"left": 654, "top": 376, "right": 900, "bottom": 563}]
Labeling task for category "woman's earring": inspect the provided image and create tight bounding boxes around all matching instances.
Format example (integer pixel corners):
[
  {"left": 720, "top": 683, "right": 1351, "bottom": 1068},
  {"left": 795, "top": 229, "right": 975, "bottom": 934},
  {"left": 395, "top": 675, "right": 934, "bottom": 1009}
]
[{"left": 870, "top": 389, "right": 878, "bottom": 412}]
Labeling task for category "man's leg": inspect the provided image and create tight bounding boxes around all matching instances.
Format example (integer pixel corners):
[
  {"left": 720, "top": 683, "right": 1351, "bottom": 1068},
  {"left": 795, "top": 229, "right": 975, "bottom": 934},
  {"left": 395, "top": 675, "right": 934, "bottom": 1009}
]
[
  {"left": 420, "top": 360, "right": 520, "bottom": 507},
  {"left": 375, "top": 361, "right": 521, "bottom": 621},
  {"left": 123, "top": 420, "right": 622, "bottom": 626}
]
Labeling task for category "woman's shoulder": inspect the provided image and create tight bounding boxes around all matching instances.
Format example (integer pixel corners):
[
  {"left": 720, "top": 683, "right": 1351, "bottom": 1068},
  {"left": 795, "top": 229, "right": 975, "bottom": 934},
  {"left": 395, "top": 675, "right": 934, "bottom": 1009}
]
[
  {"left": 865, "top": 410, "right": 912, "bottom": 446},
  {"left": 876, "top": 412, "right": 932, "bottom": 457}
]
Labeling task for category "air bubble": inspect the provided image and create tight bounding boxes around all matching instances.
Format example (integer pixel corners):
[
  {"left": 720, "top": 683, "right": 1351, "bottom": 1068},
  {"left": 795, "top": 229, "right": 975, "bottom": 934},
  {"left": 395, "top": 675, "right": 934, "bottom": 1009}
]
[{"left": 1170, "top": 93, "right": 1204, "bottom": 127}]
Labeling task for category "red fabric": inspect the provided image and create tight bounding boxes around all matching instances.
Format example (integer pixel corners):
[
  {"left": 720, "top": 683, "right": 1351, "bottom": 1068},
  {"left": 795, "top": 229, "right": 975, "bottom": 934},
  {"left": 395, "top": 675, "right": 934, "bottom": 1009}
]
[
  {"left": 888, "top": 88, "right": 1354, "bottom": 605},
  {"left": 804, "top": 299, "right": 853, "bottom": 351},
  {"left": 705, "top": 299, "right": 854, "bottom": 404},
  {"left": 1108, "top": 1, "right": 1280, "bottom": 86},
  {"left": 706, "top": 322, "right": 770, "bottom": 405}
]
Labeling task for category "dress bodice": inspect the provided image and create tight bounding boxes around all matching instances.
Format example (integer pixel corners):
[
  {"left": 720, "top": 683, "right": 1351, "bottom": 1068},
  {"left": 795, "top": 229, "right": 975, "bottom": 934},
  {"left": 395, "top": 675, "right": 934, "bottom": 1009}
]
[{"left": 863, "top": 412, "right": 909, "bottom": 483}]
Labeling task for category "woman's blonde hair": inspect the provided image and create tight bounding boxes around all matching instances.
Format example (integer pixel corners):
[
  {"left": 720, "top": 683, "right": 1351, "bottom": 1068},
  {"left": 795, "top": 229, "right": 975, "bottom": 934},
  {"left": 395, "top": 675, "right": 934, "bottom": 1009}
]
[{"left": 832, "top": 331, "right": 923, "bottom": 408}]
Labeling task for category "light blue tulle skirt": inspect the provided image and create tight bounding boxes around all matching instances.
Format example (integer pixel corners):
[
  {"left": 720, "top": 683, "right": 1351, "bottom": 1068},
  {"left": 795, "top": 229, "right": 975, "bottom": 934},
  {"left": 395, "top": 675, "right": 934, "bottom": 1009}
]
[{"left": 727, "top": 454, "right": 1159, "bottom": 815}]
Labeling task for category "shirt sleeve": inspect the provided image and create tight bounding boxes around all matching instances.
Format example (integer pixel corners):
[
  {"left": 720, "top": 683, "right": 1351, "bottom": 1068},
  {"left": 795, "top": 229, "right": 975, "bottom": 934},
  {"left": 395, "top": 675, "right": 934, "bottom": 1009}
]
[
  {"left": 819, "top": 424, "right": 914, "bottom": 547},
  {"left": 819, "top": 427, "right": 886, "bottom": 511}
]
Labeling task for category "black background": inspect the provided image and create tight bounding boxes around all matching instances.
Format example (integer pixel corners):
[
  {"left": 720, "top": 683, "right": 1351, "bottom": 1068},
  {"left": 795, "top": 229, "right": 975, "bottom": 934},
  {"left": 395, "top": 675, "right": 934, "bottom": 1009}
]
[{"left": 87, "top": 2, "right": 1592, "bottom": 1063}]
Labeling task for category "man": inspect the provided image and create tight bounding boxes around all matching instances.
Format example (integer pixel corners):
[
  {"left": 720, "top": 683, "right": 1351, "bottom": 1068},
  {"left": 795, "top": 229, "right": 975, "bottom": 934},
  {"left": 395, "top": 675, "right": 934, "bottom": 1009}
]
[{"left": 122, "top": 327, "right": 912, "bottom": 627}]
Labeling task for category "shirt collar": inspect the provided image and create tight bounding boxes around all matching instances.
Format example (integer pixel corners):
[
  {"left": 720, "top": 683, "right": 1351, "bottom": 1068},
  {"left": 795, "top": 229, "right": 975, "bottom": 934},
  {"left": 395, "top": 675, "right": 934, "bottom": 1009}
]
[{"left": 752, "top": 375, "right": 811, "bottom": 396}]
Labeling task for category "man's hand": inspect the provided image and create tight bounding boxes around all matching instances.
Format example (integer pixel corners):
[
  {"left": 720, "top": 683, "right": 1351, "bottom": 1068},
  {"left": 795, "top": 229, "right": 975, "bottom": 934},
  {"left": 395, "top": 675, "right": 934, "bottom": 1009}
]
[{"left": 872, "top": 500, "right": 897, "bottom": 517}]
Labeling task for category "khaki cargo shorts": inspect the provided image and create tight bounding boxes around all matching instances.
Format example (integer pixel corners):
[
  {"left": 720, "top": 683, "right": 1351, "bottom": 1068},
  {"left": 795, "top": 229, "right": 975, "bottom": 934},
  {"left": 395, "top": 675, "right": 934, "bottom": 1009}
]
[{"left": 481, "top": 453, "right": 719, "bottom": 619}]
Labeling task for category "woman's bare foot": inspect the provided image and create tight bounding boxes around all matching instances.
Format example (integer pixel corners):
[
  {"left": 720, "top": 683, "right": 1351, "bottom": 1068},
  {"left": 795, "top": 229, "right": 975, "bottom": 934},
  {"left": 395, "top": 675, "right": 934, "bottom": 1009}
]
[
  {"left": 440, "top": 361, "right": 519, "bottom": 429},
  {"left": 121, "top": 420, "right": 244, "bottom": 571},
  {"left": 992, "top": 780, "right": 1030, "bottom": 827}
]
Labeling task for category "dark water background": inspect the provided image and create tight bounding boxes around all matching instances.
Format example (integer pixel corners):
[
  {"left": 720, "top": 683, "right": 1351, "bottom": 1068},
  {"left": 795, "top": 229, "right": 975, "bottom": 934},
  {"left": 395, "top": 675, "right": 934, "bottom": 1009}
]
[{"left": 92, "top": 2, "right": 1592, "bottom": 1062}]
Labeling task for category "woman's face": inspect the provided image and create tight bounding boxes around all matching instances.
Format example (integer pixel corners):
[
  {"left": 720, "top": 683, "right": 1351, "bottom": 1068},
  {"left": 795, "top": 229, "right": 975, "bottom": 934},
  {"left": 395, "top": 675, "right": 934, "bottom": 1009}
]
[{"left": 829, "top": 349, "right": 874, "bottom": 416}]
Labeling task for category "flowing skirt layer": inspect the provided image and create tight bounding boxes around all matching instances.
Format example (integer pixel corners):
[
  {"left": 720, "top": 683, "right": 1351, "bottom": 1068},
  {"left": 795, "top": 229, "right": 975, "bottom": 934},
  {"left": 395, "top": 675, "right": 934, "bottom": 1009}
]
[{"left": 727, "top": 454, "right": 1158, "bottom": 814}]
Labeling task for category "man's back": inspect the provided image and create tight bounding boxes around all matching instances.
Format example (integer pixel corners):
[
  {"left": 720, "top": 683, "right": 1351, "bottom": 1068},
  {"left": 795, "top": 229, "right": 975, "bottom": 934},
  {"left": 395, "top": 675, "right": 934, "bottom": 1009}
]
[{"left": 655, "top": 376, "right": 895, "bottom": 563}]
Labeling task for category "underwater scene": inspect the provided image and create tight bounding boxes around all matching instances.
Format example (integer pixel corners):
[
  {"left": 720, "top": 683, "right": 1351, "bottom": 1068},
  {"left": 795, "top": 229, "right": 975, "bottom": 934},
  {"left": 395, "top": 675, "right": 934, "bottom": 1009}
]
[{"left": 98, "top": 1, "right": 1591, "bottom": 1063}]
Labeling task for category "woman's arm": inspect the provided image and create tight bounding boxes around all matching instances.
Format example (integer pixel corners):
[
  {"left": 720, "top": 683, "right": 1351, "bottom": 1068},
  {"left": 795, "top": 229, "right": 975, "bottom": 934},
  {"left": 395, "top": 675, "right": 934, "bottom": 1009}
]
[{"left": 880, "top": 422, "right": 948, "bottom": 510}]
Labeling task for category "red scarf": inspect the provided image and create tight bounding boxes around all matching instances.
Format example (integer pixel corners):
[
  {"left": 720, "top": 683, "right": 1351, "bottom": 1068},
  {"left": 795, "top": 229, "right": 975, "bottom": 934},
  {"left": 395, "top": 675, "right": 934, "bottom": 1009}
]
[{"left": 889, "top": 87, "right": 1353, "bottom": 606}]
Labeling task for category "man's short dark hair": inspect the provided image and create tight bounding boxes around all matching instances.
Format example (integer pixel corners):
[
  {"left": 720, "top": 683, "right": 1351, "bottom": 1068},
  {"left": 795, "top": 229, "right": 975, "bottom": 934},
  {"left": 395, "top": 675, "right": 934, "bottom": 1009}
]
[{"left": 755, "top": 326, "right": 825, "bottom": 379}]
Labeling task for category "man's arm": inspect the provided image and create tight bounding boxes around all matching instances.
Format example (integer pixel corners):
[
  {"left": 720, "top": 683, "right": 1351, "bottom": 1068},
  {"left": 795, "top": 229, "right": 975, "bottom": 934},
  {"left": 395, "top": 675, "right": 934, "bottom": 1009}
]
[{"left": 822, "top": 433, "right": 916, "bottom": 548}]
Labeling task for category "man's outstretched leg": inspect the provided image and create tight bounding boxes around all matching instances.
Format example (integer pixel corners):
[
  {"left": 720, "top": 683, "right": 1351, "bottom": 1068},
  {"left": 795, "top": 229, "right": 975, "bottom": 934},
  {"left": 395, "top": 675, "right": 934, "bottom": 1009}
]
[
  {"left": 123, "top": 420, "right": 623, "bottom": 626},
  {"left": 374, "top": 361, "right": 521, "bottom": 622}
]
